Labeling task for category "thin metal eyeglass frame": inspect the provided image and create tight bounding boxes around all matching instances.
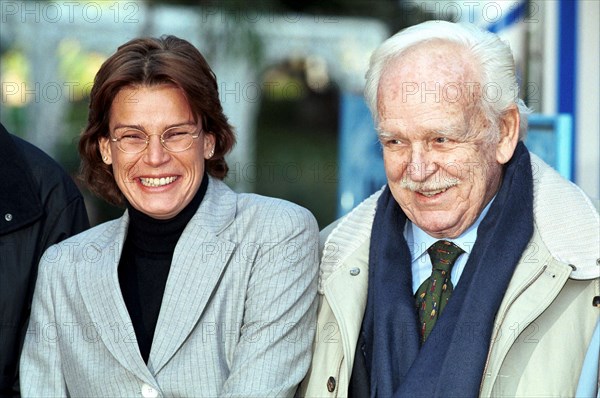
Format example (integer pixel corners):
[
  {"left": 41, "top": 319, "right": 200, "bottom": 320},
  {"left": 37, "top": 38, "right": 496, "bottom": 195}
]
[{"left": 110, "top": 128, "right": 203, "bottom": 154}]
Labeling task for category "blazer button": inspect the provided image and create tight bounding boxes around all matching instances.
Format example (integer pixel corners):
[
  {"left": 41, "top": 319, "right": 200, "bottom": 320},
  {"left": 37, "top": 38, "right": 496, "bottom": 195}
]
[
  {"left": 141, "top": 383, "right": 159, "bottom": 398},
  {"left": 327, "top": 376, "right": 336, "bottom": 392}
]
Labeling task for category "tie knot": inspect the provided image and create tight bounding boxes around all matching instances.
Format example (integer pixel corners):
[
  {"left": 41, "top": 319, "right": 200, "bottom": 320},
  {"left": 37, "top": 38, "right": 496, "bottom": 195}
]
[{"left": 427, "top": 240, "right": 464, "bottom": 272}]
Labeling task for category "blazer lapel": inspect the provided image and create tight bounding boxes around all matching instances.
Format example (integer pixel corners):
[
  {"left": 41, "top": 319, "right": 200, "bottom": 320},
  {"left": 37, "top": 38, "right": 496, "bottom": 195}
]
[
  {"left": 76, "top": 212, "right": 156, "bottom": 383},
  {"left": 149, "top": 178, "right": 237, "bottom": 373}
]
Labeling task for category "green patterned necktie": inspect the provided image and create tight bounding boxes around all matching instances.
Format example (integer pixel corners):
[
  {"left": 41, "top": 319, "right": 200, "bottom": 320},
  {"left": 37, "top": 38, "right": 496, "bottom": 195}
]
[{"left": 415, "top": 240, "right": 465, "bottom": 343}]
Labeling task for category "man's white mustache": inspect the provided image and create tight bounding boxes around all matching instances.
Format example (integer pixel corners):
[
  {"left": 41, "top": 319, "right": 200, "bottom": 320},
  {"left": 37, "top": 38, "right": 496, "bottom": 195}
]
[{"left": 400, "top": 178, "right": 460, "bottom": 192}]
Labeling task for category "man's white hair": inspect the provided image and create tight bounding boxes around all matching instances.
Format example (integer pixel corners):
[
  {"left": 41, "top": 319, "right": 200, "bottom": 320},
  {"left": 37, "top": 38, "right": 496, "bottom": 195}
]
[{"left": 365, "top": 20, "right": 531, "bottom": 140}]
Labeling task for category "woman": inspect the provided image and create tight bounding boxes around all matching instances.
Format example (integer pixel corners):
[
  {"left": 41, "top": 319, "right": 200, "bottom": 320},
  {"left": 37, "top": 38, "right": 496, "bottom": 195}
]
[{"left": 20, "top": 35, "right": 319, "bottom": 397}]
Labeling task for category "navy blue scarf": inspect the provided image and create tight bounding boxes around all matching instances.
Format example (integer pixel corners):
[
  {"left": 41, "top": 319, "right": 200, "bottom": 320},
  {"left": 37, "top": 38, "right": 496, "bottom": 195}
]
[{"left": 362, "top": 142, "right": 534, "bottom": 397}]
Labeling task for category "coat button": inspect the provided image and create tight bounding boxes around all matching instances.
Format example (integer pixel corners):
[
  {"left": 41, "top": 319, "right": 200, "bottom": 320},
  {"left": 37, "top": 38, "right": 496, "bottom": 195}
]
[
  {"left": 349, "top": 267, "right": 360, "bottom": 276},
  {"left": 327, "top": 376, "right": 336, "bottom": 392},
  {"left": 4, "top": 213, "right": 12, "bottom": 222},
  {"left": 141, "top": 383, "right": 159, "bottom": 398}
]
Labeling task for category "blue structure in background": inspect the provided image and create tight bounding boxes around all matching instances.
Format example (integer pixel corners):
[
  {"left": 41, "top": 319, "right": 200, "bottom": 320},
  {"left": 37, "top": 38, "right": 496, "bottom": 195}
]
[
  {"left": 337, "top": 93, "right": 386, "bottom": 217},
  {"left": 337, "top": 93, "right": 574, "bottom": 217},
  {"left": 524, "top": 113, "right": 573, "bottom": 180},
  {"left": 557, "top": 0, "right": 578, "bottom": 183}
]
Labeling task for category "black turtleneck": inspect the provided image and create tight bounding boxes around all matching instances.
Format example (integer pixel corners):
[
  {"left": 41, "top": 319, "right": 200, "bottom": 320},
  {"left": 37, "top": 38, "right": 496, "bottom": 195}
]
[{"left": 118, "top": 175, "right": 208, "bottom": 363}]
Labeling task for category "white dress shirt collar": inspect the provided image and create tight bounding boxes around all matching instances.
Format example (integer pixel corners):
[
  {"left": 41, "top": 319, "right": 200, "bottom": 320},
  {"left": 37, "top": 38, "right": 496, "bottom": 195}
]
[{"left": 406, "top": 196, "right": 496, "bottom": 293}]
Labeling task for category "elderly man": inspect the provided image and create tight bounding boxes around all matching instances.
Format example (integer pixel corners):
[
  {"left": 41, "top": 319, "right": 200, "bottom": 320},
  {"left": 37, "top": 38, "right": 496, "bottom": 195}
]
[{"left": 299, "top": 21, "right": 599, "bottom": 397}]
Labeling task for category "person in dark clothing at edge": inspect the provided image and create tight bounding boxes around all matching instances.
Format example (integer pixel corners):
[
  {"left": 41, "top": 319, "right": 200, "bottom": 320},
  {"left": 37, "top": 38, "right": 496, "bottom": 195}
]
[{"left": 0, "top": 122, "right": 90, "bottom": 397}]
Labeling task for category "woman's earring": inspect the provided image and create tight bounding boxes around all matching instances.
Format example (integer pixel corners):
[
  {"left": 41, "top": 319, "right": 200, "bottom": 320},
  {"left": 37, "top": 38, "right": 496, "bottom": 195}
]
[
  {"left": 208, "top": 148, "right": 215, "bottom": 159},
  {"left": 102, "top": 155, "right": 109, "bottom": 162}
]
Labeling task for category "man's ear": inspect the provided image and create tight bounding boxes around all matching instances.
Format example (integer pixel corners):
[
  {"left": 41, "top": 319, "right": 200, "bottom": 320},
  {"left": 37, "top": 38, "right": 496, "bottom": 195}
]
[
  {"left": 98, "top": 136, "right": 113, "bottom": 165},
  {"left": 496, "top": 105, "right": 520, "bottom": 165}
]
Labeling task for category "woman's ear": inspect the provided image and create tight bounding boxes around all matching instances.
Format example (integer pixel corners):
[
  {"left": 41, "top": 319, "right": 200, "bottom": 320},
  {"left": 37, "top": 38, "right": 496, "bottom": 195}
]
[
  {"left": 495, "top": 105, "right": 520, "bottom": 165},
  {"left": 98, "top": 136, "right": 113, "bottom": 165},
  {"left": 203, "top": 132, "right": 216, "bottom": 159}
]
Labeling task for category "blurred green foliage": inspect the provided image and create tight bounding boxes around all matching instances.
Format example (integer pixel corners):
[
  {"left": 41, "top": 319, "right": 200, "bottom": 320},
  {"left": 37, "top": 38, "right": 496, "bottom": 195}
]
[{"left": 254, "top": 80, "right": 339, "bottom": 228}]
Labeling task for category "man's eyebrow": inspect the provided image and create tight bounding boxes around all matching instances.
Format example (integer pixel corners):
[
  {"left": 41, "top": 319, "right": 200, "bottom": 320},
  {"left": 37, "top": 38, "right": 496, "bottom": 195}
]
[
  {"left": 376, "top": 129, "right": 395, "bottom": 139},
  {"left": 376, "top": 126, "right": 403, "bottom": 137},
  {"left": 432, "top": 126, "right": 463, "bottom": 136}
]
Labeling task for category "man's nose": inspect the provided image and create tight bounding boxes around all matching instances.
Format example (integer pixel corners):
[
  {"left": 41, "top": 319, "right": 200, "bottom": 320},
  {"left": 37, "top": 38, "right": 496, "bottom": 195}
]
[{"left": 407, "top": 142, "right": 437, "bottom": 182}]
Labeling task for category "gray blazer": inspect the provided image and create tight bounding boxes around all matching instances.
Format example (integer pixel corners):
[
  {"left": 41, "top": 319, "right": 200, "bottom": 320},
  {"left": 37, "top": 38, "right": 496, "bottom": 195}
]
[{"left": 20, "top": 178, "right": 319, "bottom": 397}]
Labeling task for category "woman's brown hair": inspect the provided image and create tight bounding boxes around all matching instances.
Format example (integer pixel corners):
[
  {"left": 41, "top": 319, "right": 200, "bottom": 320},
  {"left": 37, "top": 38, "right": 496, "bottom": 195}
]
[{"left": 78, "top": 35, "right": 236, "bottom": 206}]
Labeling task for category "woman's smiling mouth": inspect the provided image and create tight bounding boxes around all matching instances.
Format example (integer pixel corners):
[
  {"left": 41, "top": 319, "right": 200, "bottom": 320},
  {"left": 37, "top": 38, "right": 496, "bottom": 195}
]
[{"left": 139, "top": 176, "right": 178, "bottom": 187}]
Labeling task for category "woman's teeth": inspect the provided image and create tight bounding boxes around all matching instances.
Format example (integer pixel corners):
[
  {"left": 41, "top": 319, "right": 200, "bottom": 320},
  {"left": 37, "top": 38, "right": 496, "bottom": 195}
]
[{"left": 140, "top": 176, "right": 178, "bottom": 187}]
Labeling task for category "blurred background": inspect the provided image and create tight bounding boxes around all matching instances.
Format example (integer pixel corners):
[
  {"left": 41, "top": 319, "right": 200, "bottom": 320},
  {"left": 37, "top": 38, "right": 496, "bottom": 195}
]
[{"left": 1, "top": 0, "right": 598, "bottom": 228}]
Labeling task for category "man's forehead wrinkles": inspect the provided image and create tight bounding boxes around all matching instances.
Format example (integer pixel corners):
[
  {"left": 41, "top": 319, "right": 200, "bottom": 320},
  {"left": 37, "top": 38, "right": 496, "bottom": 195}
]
[{"left": 379, "top": 116, "right": 464, "bottom": 129}]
